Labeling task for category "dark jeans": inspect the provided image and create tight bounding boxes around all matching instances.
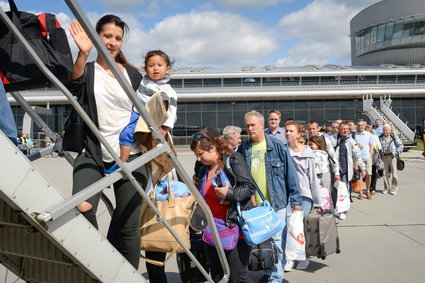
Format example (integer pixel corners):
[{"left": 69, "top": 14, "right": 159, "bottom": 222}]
[
  {"left": 145, "top": 251, "right": 167, "bottom": 282},
  {"left": 205, "top": 239, "right": 251, "bottom": 283},
  {"left": 72, "top": 151, "right": 148, "bottom": 268},
  {"left": 370, "top": 164, "right": 378, "bottom": 191}
]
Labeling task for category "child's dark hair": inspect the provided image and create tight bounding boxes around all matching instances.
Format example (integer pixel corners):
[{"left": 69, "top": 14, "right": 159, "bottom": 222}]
[
  {"left": 95, "top": 14, "right": 130, "bottom": 65},
  {"left": 144, "top": 50, "right": 174, "bottom": 69}
]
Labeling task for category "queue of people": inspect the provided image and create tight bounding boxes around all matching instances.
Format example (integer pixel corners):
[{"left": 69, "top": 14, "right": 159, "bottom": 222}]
[{"left": 0, "top": 11, "right": 414, "bottom": 283}]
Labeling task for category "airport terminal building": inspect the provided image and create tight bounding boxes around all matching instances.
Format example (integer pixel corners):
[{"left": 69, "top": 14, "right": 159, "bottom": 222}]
[
  {"left": 7, "top": 0, "right": 425, "bottom": 142},
  {"left": 351, "top": 0, "right": 425, "bottom": 66}
]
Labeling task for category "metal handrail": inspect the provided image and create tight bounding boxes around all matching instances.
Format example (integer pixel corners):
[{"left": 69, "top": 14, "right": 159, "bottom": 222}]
[
  {"left": 0, "top": 1, "right": 230, "bottom": 281},
  {"left": 65, "top": 0, "right": 229, "bottom": 281}
]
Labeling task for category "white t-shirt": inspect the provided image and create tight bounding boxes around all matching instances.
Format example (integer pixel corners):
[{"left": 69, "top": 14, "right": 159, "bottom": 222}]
[{"left": 93, "top": 62, "right": 141, "bottom": 162}]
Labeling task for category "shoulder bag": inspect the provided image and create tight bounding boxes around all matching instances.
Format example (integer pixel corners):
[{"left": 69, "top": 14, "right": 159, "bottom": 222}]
[
  {"left": 140, "top": 174, "right": 195, "bottom": 266},
  {"left": 198, "top": 169, "right": 240, "bottom": 251},
  {"left": 396, "top": 154, "right": 405, "bottom": 171},
  {"left": 202, "top": 217, "right": 239, "bottom": 251},
  {"left": 62, "top": 98, "right": 86, "bottom": 152},
  {"left": 236, "top": 185, "right": 283, "bottom": 246},
  {"left": 0, "top": 0, "right": 73, "bottom": 91},
  {"left": 248, "top": 238, "right": 279, "bottom": 271}
]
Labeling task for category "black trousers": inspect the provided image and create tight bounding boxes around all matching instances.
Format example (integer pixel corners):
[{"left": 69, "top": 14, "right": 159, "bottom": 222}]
[
  {"left": 72, "top": 151, "right": 148, "bottom": 269},
  {"left": 370, "top": 164, "right": 378, "bottom": 190},
  {"left": 205, "top": 239, "right": 251, "bottom": 283},
  {"left": 145, "top": 251, "right": 167, "bottom": 282}
]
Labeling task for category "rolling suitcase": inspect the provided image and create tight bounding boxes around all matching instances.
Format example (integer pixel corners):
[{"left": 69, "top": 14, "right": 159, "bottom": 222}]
[
  {"left": 304, "top": 210, "right": 340, "bottom": 259},
  {"left": 176, "top": 230, "right": 209, "bottom": 283}
]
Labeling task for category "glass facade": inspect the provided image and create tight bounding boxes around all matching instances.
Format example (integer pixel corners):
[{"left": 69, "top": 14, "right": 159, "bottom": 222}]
[
  {"left": 170, "top": 74, "right": 425, "bottom": 89},
  {"left": 9, "top": 97, "right": 425, "bottom": 145},
  {"left": 172, "top": 97, "right": 425, "bottom": 142},
  {"left": 355, "top": 15, "right": 425, "bottom": 56}
]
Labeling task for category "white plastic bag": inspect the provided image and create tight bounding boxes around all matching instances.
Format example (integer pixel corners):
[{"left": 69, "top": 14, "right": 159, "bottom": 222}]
[
  {"left": 334, "top": 180, "right": 350, "bottom": 213},
  {"left": 285, "top": 210, "right": 306, "bottom": 261},
  {"left": 319, "top": 185, "right": 331, "bottom": 211}
]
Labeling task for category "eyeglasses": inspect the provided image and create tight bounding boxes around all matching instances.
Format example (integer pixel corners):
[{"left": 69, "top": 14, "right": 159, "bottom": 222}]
[{"left": 191, "top": 133, "right": 210, "bottom": 141}]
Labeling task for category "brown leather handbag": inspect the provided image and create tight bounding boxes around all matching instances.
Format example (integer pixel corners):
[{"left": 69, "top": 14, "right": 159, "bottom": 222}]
[{"left": 352, "top": 180, "right": 364, "bottom": 193}]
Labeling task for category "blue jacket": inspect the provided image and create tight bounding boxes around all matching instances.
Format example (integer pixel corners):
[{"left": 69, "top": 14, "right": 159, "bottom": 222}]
[{"left": 239, "top": 135, "right": 302, "bottom": 211}]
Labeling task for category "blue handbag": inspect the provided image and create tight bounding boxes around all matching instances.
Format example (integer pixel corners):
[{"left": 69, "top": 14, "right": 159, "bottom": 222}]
[{"left": 237, "top": 187, "right": 283, "bottom": 247}]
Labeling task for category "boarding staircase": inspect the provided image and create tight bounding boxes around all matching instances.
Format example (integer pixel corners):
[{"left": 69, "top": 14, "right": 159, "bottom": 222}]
[
  {"left": 362, "top": 94, "right": 416, "bottom": 147},
  {"left": 0, "top": 1, "right": 229, "bottom": 282}
]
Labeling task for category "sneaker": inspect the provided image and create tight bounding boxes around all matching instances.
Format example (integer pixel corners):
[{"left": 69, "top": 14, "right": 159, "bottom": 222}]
[
  {"left": 296, "top": 259, "right": 310, "bottom": 270},
  {"left": 382, "top": 190, "right": 389, "bottom": 194},
  {"left": 339, "top": 212, "right": 347, "bottom": 220},
  {"left": 284, "top": 260, "right": 295, "bottom": 272},
  {"left": 390, "top": 191, "right": 397, "bottom": 195},
  {"left": 259, "top": 275, "right": 270, "bottom": 283}
]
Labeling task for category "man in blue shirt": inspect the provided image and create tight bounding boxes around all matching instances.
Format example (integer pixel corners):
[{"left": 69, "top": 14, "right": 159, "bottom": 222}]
[
  {"left": 264, "top": 109, "right": 287, "bottom": 144},
  {"left": 354, "top": 119, "right": 374, "bottom": 199},
  {"left": 372, "top": 119, "right": 383, "bottom": 136}
]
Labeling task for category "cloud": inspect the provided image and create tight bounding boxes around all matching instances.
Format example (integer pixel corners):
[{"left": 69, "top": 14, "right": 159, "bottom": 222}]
[
  {"left": 276, "top": 0, "right": 380, "bottom": 66},
  {"left": 0, "top": 1, "right": 8, "bottom": 10},
  {"left": 218, "top": 0, "right": 292, "bottom": 9},
  {"left": 138, "top": 11, "right": 278, "bottom": 67},
  {"left": 92, "top": 0, "right": 146, "bottom": 10}
]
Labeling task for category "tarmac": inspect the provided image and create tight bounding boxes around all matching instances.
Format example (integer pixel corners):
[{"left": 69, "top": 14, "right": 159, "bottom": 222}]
[{"left": 1, "top": 148, "right": 425, "bottom": 283}]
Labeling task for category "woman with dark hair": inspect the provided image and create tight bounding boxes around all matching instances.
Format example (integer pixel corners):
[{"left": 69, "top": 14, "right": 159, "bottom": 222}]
[
  {"left": 190, "top": 131, "right": 256, "bottom": 283},
  {"left": 67, "top": 15, "right": 148, "bottom": 268}
]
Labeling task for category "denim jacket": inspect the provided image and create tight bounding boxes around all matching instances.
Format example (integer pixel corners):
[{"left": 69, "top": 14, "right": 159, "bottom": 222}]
[{"left": 239, "top": 135, "right": 302, "bottom": 211}]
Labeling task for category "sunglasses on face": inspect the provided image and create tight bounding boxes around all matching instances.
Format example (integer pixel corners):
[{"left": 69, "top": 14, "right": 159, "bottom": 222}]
[{"left": 191, "top": 133, "right": 211, "bottom": 141}]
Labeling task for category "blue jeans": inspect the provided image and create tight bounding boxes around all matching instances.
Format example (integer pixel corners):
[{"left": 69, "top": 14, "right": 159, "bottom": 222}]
[
  {"left": 0, "top": 82, "right": 17, "bottom": 145},
  {"left": 301, "top": 196, "right": 313, "bottom": 217},
  {"left": 265, "top": 207, "right": 287, "bottom": 283}
]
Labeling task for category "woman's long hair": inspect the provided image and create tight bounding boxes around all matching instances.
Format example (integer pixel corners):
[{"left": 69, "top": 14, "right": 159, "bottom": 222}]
[
  {"left": 190, "top": 131, "right": 231, "bottom": 159},
  {"left": 95, "top": 14, "right": 131, "bottom": 66},
  {"left": 309, "top": 135, "right": 326, "bottom": 151}
]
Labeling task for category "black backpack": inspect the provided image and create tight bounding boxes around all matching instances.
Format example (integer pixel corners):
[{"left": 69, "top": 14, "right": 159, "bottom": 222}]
[{"left": 0, "top": 0, "right": 73, "bottom": 91}]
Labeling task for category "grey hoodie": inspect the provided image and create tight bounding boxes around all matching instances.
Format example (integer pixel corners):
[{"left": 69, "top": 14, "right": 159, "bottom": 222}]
[{"left": 289, "top": 146, "right": 323, "bottom": 207}]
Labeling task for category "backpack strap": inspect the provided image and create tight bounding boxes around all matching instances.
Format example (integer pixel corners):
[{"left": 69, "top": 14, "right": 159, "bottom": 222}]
[{"left": 123, "top": 65, "right": 142, "bottom": 90}]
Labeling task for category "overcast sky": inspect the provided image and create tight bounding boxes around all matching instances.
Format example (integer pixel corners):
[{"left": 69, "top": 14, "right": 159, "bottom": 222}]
[{"left": 0, "top": 0, "right": 381, "bottom": 69}]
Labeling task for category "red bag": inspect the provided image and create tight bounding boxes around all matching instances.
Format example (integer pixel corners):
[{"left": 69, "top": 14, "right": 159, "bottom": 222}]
[{"left": 0, "top": 0, "right": 73, "bottom": 91}]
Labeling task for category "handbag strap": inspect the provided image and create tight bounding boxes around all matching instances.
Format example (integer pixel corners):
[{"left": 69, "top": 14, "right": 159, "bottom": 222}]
[
  {"left": 236, "top": 177, "right": 267, "bottom": 216},
  {"left": 7, "top": 0, "right": 22, "bottom": 30},
  {"left": 224, "top": 155, "right": 266, "bottom": 202},
  {"left": 8, "top": 0, "right": 18, "bottom": 13},
  {"left": 140, "top": 244, "right": 180, "bottom": 266}
]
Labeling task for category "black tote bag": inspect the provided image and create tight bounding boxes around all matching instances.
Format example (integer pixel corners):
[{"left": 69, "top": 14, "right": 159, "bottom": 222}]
[{"left": 0, "top": 0, "right": 73, "bottom": 92}]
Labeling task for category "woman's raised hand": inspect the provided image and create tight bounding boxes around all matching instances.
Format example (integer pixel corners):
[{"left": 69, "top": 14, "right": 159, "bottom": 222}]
[{"left": 69, "top": 20, "right": 93, "bottom": 56}]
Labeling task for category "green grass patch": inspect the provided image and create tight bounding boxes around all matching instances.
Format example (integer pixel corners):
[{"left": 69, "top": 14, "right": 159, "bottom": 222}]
[{"left": 411, "top": 138, "right": 424, "bottom": 151}]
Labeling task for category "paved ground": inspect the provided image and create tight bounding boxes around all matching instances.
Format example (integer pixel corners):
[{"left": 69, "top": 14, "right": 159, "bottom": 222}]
[{"left": 1, "top": 148, "right": 425, "bottom": 283}]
